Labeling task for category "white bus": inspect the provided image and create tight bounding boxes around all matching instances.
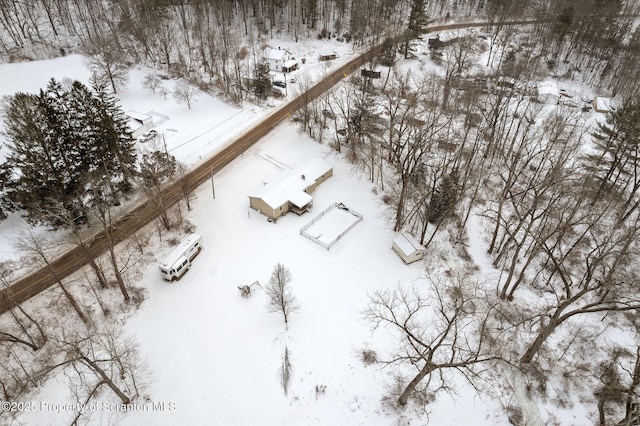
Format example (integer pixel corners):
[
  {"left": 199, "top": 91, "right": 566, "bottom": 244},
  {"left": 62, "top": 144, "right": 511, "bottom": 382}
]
[{"left": 159, "top": 233, "right": 203, "bottom": 281}]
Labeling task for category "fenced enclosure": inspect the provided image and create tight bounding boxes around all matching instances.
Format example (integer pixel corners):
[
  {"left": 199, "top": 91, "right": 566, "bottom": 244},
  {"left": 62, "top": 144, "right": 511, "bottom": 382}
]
[{"left": 300, "top": 203, "right": 363, "bottom": 250}]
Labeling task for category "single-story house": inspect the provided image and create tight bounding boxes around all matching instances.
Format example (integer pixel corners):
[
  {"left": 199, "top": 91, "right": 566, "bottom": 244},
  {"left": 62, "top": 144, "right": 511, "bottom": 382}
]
[
  {"left": 249, "top": 158, "right": 333, "bottom": 220},
  {"left": 536, "top": 81, "right": 560, "bottom": 105},
  {"left": 126, "top": 111, "right": 154, "bottom": 138},
  {"left": 264, "top": 47, "right": 299, "bottom": 73},
  {"left": 392, "top": 232, "right": 425, "bottom": 264},
  {"left": 593, "top": 97, "right": 614, "bottom": 113}
]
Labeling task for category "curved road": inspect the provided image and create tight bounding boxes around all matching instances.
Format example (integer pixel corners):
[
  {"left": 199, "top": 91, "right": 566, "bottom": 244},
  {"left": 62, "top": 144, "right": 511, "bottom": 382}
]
[{"left": 0, "top": 19, "right": 540, "bottom": 314}]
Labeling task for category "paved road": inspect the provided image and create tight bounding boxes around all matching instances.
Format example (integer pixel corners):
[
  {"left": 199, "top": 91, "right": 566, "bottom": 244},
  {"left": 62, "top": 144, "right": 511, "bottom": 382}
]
[{"left": 0, "top": 19, "right": 540, "bottom": 314}]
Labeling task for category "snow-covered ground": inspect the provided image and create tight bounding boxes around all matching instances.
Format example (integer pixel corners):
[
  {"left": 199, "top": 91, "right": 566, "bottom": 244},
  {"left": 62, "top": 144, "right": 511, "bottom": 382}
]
[
  {"left": 2, "top": 43, "right": 510, "bottom": 426},
  {"left": 2, "top": 28, "right": 624, "bottom": 426},
  {"left": 0, "top": 38, "right": 356, "bottom": 264},
  {"left": 16, "top": 122, "right": 509, "bottom": 426}
]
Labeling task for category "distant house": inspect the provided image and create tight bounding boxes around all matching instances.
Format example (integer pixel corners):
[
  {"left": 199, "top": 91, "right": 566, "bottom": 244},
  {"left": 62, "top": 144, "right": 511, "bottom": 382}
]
[
  {"left": 248, "top": 158, "right": 333, "bottom": 221},
  {"left": 593, "top": 97, "right": 614, "bottom": 113},
  {"left": 264, "top": 47, "right": 299, "bottom": 73},
  {"left": 392, "top": 233, "right": 425, "bottom": 264},
  {"left": 536, "top": 81, "right": 560, "bottom": 105},
  {"left": 126, "top": 111, "right": 153, "bottom": 137},
  {"left": 319, "top": 51, "right": 337, "bottom": 61}
]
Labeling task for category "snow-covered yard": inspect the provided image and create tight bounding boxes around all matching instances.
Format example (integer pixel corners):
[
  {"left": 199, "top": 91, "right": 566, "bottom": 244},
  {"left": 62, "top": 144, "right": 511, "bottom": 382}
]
[{"left": 15, "top": 122, "right": 509, "bottom": 426}]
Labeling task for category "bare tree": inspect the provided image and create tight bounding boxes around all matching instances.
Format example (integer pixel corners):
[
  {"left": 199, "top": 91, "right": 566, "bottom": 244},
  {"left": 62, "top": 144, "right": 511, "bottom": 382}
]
[
  {"left": 365, "top": 274, "right": 500, "bottom": 407},
  {"left": 173, "top": 79, "right": 198, "bottom": 109},
  {"left": 519, "top": 208, "right": 640, "bottom": 364},
  {"left": 91, "top": 199, "right": 130, "bottom": 303},
  {"left": 85, "top": 36, "right": 129, "bottom": 93},
  {"left": 594, "top": 341, "right": 640, "bottom": 426},
  {"left": 55, "top": 326, "right": 147, "bottom": 424},
  {"left": 137, "top": 150, "right": 177, "bottom": 230},
  {"left": 143, "top": 73, "right": 162, "bottom": 94},
  {"left": 0, "top": 269, "right": 47, "bottom": 351},
  {"left": 265, "top": 263, "right": 300, "bottom": 326},
  {"left": 15, "top": 230, "right": 88, "bottom": 323}
]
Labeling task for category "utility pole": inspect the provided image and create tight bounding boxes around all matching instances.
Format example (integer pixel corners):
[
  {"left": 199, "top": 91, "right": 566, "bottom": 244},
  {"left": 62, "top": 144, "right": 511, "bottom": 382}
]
[{"left": 162, "top": 132, "right": 168, "bottom": 156}]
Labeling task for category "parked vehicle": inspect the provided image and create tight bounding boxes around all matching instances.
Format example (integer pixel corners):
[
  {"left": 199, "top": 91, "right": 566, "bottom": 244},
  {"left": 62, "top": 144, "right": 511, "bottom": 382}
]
[
  {"left": 159, "top": 233, "right": 203, "bottom": 281},
  {"left": 273, "top": 80, "right": 286, "bottom": 88},
  {"left": 138, "top": 129, "right": 158, "bottom": 142}
]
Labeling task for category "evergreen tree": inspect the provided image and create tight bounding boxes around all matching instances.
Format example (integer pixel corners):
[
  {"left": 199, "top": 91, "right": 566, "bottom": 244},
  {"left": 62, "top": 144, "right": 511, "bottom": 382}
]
[
  {"left": 86, "top": 76, "right": 137, "bottom": 203},
  {"left": 253, "top": 62, "right": 272, "bottom": 100},
  {"left": 428, "top": 170, "right": 459, "bottom": 224},
  {"left": 586, "top": 99, "right": 640, "bottom": 199},
  {"left": 402, "top": 0, "right": 428, "bottom": 59},
  {"left": 1, "top": 78, "right": 136, "bottom": 227}
]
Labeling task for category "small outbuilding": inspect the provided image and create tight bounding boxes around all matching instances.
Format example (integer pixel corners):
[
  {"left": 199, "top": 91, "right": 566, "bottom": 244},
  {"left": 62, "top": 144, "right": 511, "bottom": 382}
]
[
  {"left": 320, "top": 51, "right": 337, "bottom": 61},
  {"left": 126, "top": 110, "right": 154, "bottom": 138},
  {"left": 249, "top": 158, "right": 333, "bottom": 221},
  {"left": 536, "top": 81, "right": 560, "bottom": 105},
  {"left": 593, "top": 97, "right": 613, "bottom": 113},
  {"left": 392, "top": 232, "right": 425, "bottom": 264}
]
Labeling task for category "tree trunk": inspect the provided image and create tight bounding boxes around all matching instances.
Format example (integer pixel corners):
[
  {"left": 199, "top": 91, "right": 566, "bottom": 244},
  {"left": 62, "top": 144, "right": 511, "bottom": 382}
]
[
  {"left": 520, "top": 318, "right": 559, "bottom": 364},
  {"left": 58, "top": 281, "right": 88, "bottom": 324},
  {"left": 80, "top": 355, "right": 130, "bottom": 404},
  {"left": 398, "top": 362, "right": 435, "bottom": 406}
]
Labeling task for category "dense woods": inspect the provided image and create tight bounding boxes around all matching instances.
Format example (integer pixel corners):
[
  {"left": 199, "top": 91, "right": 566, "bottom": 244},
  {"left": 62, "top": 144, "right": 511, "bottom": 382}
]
[{"left": 2, "top": 0, "right": 640, "bottom": 424}]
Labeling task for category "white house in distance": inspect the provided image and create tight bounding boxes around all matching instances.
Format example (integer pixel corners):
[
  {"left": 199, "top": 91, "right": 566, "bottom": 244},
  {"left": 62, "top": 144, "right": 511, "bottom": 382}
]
[
  {"left": 248, "top": 158, "right": 333, "bottom": 221},
  {"left": 392, "top": 232, "right": 426, "bottom": 264},
  {"left": 536, "top": 81, "right": 560, "bottom": 105},
  {"left": 126, "top": 110, "right": 153, "bottom": 138},
  {"left": 264, "top": 46, "right": 299, "bottom": 73}
]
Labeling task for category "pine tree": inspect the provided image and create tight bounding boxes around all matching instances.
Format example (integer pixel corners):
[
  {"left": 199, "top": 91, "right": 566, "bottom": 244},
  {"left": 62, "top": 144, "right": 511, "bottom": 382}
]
[
  {"left": 402, "top": 0, "right": 428, "bottom": 59},
  {"left": 1, "top": 78, "right": 136, "bottom": 227},
  {"left": 428, "top": 170, "right": 459, "bottom": 224},
  {"left": 86, "top": 76, "right": 137, "bottom": 203},
  {"left": 253, "top": 62, "right": 272, "bottom": 100},
  {"left": 586, "top": 100, "right": 640, "bottom": 200}
]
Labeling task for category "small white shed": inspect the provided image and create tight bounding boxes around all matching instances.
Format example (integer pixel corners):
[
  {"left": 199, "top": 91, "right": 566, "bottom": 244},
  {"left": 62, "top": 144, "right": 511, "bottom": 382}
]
[
  {"left": 126, "top": 110, "right": 154, "bottom": 137},
  {"left": 593, "top": 97, "right": 613, "bottom": 113},
  {"left": 536, "top": 81, "right": 560, "bottom": 105},
  {"left": 392, "top": 233, "right": 425, "bottom": 264}
]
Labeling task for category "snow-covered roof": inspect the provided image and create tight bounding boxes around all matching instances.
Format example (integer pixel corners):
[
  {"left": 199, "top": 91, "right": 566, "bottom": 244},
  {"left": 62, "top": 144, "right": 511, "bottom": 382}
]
[
  {"left": 393, "top": 232, "right": 424, "bottom": 256},
  {"left": 593, "top": 97, "right": 613, "bottom": 112},
  {"left": 126, "top": 110, "right": 152, "bottom": 122},
  {"left": 537, "top": 81, "right": 559, "bottom": 97},
  {"left": 250, "top": 158, "right": 333, "bottom": 210},
  {"left": 283, "top": 59, "right": 298, "bottom": 68},
  {"left": 265, "top": 47, "right": 290, "bottom": 61},
  {"left": 127, "top": 118, "right": 143, "bottom": 132}
]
